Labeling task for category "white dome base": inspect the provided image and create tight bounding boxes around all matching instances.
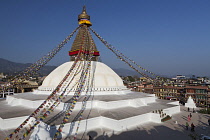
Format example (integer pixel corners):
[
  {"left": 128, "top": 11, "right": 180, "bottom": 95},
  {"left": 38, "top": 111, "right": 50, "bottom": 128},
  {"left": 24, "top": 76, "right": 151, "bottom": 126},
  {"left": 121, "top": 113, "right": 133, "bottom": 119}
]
[{"left": 38, "top": 61, "right": 127, "bottom": 94}]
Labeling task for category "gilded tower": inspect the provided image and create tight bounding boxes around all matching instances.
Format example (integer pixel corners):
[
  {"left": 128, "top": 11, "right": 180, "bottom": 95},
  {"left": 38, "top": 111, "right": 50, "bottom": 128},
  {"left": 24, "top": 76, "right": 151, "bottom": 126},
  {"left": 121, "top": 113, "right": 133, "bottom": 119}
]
[{"left": 69, "top": 6, "right": 100, "bottom": 61}]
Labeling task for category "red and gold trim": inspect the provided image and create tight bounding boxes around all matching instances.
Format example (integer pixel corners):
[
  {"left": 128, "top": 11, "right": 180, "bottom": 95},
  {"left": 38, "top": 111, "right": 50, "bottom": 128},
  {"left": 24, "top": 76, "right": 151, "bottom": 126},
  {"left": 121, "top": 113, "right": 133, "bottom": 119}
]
[{"left": 69, "top": 50, "right": 100, "bottom": 56}]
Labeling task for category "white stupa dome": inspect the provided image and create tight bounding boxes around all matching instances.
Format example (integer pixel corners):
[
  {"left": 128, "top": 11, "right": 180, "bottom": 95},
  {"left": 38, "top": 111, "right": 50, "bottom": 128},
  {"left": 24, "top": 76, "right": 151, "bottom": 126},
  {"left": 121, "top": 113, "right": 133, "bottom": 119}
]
[
  {"left": 185, "top": 96, "right": 197, "bottom": 108},
  {"left": 38, "top": 61, "right": 127, "bottom": 92}
]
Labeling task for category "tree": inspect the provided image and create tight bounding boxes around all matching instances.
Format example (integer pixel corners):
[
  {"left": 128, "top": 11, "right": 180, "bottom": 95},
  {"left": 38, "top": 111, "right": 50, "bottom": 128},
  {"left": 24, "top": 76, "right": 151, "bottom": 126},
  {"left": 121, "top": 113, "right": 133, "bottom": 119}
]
[{"left": 127, "top": 76, "right": 135, "bottom": 82}]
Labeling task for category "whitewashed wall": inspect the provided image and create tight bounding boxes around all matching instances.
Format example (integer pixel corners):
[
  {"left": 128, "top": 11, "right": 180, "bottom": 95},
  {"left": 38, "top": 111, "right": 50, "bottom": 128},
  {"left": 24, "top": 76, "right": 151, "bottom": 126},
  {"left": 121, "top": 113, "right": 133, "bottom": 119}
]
[
  {"left": 29, "top": 113, "right": 162, "bottom": 139},
  {"left": 6, "top": 95, "right": 157, "bottom": 110},
  {"left": 163, "top": 106, "right": 180, "bottom": 116},
  {"left": 0, "top": 116, "right": 28, "bottom": 130}
]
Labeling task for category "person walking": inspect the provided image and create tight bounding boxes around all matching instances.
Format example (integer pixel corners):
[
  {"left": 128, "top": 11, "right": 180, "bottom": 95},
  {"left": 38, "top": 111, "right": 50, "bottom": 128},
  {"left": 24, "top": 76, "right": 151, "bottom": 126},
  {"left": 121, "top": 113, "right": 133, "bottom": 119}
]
[
  {"left": 188, "top": 115, "right": 191, "bottom": 122},
  {"left": 193, "top": 108, "right": 195, "bottom": 113},
  {"left": 186, "top": 122, "right": 189, "bottom": 130},
  {"left": 188, "top": 107, "right": 190, "bottom": 112},
  {"left": 191, "top": 123, "right": 195, "bottom": 132},
  {"left": 208, "top": 118, "right": 210, "bottom": 126},
  {"left": 190, "top": 113, "right": 192, "bottom": 118}
]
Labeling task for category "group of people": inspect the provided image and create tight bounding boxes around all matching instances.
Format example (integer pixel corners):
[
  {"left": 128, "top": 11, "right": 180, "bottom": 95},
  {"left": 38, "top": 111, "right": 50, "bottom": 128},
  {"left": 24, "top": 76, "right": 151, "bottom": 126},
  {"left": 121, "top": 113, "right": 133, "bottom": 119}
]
[
  {"left": 186, "top": 107, "right": 195, "bottom": 132},
  {"left": 187, "top": 113, "right": 192, "bottom": 122},
  {"left": 186, "top": 107, "right": 210, "bottom": 133},
  {"left": 187, "top": 107, "right": 195, "bottom": 113},
  {"left": 185, "top": 122, "right": 195, "bottom": 132}
]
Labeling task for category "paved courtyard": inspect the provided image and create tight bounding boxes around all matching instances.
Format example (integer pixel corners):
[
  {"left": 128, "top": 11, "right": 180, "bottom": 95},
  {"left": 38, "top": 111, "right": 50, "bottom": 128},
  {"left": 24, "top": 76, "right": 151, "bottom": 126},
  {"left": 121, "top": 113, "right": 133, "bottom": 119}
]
[
  {"left": 0, "top": 103, "right": 210, "bottom": 140},
  {"left": 71, "top": 106, "right": 210, "bottom": 140}
]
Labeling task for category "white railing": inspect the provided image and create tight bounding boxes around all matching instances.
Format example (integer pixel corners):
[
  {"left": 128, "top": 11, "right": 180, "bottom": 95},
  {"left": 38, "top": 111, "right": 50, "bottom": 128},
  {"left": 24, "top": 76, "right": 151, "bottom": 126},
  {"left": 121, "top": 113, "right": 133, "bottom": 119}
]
[{"left": 0, "top": 89, "right": 14, "bottom": 99}]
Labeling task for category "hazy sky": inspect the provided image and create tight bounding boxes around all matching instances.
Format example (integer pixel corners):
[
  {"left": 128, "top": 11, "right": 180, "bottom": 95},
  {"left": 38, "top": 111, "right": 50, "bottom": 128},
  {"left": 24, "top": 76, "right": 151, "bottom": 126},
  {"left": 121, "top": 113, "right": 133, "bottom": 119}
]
[{"left": 0, "top": 0, "right": 210, "bottom": 77}]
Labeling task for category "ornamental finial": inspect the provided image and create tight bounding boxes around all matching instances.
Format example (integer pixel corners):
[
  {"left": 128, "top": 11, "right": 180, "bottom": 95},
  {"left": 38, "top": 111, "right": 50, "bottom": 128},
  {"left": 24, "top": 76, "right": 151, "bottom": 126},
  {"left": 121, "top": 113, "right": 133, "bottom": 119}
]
[
  {"left": 78, "top": 6, "right": 90, "bottom": 21},
  {"left": 78, "top": 6, "right": 92, "bottom": 26}
]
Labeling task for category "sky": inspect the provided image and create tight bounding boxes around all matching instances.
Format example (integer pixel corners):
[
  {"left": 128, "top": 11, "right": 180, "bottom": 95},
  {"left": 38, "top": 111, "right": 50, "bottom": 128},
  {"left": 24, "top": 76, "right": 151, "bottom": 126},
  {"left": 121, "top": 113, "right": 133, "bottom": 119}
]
[{"left": 0, "top": 0, "right": 210, "bottom": 77}]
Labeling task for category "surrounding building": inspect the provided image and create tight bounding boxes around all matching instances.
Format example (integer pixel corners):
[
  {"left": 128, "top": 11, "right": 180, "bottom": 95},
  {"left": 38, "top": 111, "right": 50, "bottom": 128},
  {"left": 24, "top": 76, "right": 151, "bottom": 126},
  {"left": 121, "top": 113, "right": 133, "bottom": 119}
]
[
  {"left": 127, "top": 75, "right": 210, "bottom": 108},
  {"left": 0, "top": 73, "right": 6, "bottom": 81}
]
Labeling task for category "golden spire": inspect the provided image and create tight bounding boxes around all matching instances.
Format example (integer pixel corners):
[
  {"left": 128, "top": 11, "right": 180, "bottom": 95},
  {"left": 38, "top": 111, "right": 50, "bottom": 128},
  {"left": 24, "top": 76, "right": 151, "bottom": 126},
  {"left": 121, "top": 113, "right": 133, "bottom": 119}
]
[
  {"left": 78, "top": 6, "right": 90, "bottom": 20},
  {"left": 69, "top": 6, "right": 99, "bottom": 61},
  {"left": 78, "top": 6, "right": 92, "bottom": 26}
]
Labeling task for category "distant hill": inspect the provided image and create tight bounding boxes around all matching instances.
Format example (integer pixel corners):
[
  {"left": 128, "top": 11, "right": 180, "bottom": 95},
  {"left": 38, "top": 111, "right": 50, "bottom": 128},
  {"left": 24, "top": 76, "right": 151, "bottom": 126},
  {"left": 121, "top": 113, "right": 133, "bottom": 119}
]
[
  {"left": 0, "top": 58, "right": 56, "bottom": 76},
  {"left": 0, "top": 58, "right": 139, "bottom": 77}
]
